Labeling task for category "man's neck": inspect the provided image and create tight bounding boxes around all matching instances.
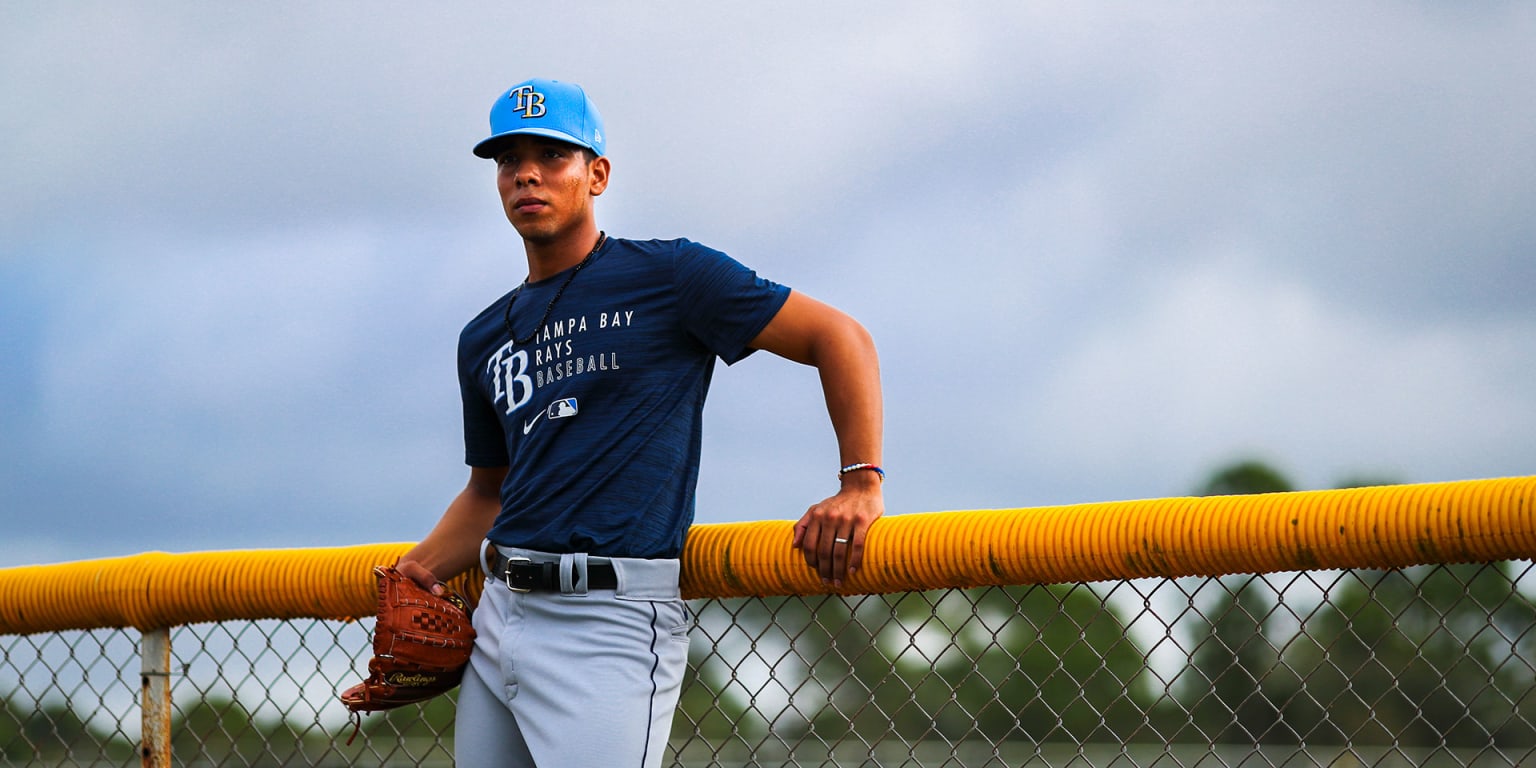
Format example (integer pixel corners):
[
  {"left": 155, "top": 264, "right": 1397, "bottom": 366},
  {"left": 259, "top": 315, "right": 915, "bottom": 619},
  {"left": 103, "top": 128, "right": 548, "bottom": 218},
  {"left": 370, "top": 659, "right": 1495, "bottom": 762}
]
[{"left": 523, "top": 225, "right": 603, "bottom": 282}]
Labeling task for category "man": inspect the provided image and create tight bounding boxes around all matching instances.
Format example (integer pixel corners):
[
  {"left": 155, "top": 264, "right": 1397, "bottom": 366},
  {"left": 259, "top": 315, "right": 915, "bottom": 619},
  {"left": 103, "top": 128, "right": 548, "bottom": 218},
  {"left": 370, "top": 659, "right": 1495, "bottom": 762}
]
[{"left": 396, "top": 78, "right": 883, "bottom": 767}]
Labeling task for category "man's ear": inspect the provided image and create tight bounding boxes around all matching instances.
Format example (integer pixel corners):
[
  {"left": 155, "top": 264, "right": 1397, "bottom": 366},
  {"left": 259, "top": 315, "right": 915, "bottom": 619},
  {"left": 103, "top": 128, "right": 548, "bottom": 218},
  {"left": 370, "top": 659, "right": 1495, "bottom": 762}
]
[{"left": 588, "top": 155, "right": 611, "bottom": 196}]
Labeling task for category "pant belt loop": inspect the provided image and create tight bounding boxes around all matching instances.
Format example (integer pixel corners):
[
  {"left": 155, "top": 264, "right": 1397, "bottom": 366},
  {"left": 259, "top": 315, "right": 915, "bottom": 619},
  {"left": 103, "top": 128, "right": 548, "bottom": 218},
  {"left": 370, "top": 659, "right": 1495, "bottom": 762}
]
[{"left": 562, "top": 553, "right": 590, "bottom": 595}]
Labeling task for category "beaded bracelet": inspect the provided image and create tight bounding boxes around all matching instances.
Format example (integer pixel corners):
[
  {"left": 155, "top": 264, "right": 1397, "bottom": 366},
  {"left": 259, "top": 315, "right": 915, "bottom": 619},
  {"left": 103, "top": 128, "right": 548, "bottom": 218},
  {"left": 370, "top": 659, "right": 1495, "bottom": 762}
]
[{"left": 838, "top": 463, "right": 886, "bottom": 481}]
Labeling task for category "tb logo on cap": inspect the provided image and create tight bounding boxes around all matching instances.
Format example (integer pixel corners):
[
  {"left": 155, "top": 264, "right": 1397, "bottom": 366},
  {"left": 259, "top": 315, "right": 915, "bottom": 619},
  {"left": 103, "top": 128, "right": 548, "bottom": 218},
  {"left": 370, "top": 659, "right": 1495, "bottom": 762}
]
[{"left": 507, "top": 85, "right": 547, "bottom": 119}]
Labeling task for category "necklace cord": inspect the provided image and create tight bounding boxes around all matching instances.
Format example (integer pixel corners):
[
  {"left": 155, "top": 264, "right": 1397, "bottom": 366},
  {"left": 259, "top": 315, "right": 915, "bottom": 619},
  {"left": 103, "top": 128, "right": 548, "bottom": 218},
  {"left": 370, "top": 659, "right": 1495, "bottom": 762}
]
[{"left": 503, "top": 232, "right": 606, "bottom": 345}]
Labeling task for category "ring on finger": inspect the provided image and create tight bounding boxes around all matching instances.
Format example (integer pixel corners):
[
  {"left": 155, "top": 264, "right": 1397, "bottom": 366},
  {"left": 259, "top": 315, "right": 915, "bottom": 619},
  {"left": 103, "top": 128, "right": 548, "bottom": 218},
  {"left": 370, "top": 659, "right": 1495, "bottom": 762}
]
[{"left": 833, "top": 537, "right": 850, "bottom": 544}]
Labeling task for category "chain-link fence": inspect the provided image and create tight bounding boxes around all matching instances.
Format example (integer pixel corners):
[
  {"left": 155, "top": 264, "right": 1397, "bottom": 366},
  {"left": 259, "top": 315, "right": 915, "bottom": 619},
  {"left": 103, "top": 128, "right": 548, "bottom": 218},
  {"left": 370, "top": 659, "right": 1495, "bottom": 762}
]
[{"left": 6, "top": 561, "right": 1536, "bottom": 767}]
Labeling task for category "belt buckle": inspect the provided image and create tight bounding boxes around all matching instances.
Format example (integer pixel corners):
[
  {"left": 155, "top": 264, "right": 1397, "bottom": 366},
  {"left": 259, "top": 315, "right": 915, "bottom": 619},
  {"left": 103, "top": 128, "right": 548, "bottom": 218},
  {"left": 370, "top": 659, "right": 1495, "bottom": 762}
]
[{"left": 501, "top": 556, "right": 534, "bottom": 592}]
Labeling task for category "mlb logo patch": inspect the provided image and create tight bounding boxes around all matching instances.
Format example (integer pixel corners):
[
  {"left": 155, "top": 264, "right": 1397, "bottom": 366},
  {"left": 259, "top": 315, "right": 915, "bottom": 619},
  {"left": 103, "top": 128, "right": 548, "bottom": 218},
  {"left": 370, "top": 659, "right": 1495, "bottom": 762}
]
[{"left": 521, "top": 398, "right": 579, "bottom": 436}]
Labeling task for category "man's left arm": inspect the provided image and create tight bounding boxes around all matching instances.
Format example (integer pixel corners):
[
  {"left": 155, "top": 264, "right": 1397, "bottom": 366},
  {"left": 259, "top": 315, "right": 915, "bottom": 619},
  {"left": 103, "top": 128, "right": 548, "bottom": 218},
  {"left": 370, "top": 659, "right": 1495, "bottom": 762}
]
[{"left": 749, "top": 290, "right": 884, "bottom": 586}]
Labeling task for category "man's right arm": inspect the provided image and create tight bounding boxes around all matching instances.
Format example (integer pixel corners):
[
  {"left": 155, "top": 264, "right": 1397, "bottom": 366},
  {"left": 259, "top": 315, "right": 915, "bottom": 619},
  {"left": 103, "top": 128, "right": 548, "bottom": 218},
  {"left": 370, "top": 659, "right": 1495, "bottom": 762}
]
[{"left": 397, "top": 465, "right": 508, "bottom": 593}]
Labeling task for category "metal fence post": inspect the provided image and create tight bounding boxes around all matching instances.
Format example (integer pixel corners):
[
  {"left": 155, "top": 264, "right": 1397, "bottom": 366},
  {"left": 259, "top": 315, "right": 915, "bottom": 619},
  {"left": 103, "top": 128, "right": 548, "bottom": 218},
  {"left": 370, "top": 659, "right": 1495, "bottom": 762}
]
[{"left": 140, "top": 627, "right": 172, "bottom": 768}]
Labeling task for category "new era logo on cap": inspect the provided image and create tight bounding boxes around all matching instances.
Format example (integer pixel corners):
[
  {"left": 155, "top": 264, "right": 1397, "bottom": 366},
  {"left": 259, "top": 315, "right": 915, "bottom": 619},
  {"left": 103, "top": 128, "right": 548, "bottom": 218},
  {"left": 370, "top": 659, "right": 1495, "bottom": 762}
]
[{"left": 473, "top": 78, "right": 606, "bottom": 158}]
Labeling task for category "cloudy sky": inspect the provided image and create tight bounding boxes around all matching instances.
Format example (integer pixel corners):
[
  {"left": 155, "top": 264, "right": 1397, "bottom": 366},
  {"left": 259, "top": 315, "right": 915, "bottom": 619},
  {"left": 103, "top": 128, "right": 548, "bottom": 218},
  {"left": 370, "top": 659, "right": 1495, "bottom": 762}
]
[{"left": 3, "top": 3, "right": 1534, "bottom": 567}]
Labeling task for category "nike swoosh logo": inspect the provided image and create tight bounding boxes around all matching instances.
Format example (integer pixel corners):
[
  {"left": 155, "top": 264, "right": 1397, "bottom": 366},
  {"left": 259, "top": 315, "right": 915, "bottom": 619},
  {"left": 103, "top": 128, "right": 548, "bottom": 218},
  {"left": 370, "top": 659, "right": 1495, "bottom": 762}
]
[{"left": 522, "top": 410, "right": 544, "bottom": 435}]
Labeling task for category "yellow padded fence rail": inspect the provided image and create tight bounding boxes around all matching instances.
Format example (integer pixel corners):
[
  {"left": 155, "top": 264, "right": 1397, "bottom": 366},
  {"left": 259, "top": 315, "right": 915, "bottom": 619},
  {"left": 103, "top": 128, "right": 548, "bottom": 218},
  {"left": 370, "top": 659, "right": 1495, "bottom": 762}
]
[
  {"left": 1, "top": 475, "right": 1533, "bottom": 636},
  {"left": 687, "top": 474, "right": 1536, "bottom": 597}
]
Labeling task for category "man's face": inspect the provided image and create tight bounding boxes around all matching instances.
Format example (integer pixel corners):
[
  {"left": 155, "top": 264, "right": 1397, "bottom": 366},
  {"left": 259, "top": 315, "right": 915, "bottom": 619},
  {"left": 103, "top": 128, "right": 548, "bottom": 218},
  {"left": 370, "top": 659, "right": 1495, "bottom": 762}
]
[{"left": 494, "top": 135, "right": 607, "bottom": 243}]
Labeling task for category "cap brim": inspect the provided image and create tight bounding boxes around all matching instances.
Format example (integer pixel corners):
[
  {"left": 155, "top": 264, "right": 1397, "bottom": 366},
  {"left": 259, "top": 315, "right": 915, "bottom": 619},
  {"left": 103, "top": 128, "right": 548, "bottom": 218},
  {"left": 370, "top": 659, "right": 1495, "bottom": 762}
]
[{"left": 472, "top": 127, "right": 599, "bottom": 158}]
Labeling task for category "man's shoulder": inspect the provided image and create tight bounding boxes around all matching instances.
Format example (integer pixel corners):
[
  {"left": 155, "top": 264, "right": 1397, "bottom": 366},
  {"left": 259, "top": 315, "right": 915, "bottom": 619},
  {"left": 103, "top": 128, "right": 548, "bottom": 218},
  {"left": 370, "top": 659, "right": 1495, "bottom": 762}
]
[
  {"left": 609, "top": 235, "right": 713, "bottom": 256},
  {"left": 609, "top": 235, "right": 745, "bottom": 272}
]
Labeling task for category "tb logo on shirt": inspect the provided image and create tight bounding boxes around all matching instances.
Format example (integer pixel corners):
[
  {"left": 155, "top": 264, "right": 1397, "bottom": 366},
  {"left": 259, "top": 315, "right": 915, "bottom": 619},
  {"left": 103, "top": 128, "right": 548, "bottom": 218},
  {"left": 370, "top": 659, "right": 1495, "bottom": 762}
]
[{"left": 486, "top": 344, "right": 532, "bottom": 415}]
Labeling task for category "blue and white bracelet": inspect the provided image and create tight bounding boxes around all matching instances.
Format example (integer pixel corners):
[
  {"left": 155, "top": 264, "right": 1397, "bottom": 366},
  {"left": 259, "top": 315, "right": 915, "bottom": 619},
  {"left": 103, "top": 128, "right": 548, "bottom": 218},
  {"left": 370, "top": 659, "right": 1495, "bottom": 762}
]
[{"left": 838, "top": 463, "right": 886, "bottom": 482}]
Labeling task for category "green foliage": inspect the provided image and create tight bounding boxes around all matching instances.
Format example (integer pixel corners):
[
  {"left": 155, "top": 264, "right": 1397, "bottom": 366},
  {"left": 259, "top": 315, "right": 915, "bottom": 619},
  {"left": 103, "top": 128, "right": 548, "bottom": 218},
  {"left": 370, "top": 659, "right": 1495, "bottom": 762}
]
[
  {"left": 700, "top": 586, "right": 1158, "bottom": 745},
  {"left": 1172, "top": 458, "right": 1535, "bottom": 747},
  {"left": 1196, "top": 459, "right": 1296, "bottom": 496},
  {"left": 1279, "top": 563, "right": 1536, "bottom": 746},
  {"left": 172, "top": 695, "right": 273, "bottom": 764},
  {"left": 1, "top": 695, "right": 133, "bottom": 763},
  {"left": 1173, "top": 576, "right": 1291, "bottom": 744}
]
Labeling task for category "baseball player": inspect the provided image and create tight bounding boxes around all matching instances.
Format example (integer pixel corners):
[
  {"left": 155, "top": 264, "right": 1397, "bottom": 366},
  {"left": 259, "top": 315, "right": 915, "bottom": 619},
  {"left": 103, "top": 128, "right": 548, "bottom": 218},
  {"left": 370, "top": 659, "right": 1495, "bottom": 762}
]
[{"left": 396, "top": 78, "right": 884, "bottom": 767}]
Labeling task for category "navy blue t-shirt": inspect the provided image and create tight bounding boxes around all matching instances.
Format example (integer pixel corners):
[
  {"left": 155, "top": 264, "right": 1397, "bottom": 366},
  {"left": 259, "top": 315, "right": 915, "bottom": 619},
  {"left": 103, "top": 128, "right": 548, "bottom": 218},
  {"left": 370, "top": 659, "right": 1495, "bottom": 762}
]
[{"left": 457, "top": 237, "right": 791, "bottom": 559}]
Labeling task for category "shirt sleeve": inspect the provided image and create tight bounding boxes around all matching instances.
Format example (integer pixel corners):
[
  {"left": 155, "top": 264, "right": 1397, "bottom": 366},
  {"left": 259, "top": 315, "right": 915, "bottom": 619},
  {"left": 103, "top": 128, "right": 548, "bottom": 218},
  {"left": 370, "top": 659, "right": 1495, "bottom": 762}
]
[
  {"left": 673, "top": 240, "right": 791, "bottom": 365},
  {"left": 459, "top": 331, "right": 511, "bottom": 467}
]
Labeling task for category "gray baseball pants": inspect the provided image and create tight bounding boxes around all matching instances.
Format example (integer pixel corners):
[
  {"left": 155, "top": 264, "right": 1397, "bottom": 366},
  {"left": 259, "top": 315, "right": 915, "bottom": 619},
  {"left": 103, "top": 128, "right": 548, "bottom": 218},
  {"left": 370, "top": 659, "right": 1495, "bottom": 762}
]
[{"left": 454, "top": 545, "right": 691, "bottom": 767}]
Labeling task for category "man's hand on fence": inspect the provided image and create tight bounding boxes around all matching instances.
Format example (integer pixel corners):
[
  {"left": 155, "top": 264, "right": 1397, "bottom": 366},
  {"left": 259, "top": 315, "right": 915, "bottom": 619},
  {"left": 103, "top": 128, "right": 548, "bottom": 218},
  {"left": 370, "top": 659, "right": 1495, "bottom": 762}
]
[{"left": 794, "top": 471, "right": 884, "bottom": 587}]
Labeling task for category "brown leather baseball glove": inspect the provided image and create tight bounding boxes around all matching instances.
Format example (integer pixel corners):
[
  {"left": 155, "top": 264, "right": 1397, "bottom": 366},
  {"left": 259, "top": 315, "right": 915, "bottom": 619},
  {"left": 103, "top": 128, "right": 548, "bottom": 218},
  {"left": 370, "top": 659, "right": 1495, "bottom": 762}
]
[{"left": 340, "top": 565, "right": 477, "bottom": 718}]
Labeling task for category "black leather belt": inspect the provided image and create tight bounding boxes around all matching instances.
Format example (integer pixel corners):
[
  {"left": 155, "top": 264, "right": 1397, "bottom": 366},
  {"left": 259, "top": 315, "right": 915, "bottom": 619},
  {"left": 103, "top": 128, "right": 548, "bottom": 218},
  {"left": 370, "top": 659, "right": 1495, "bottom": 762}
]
[{"left": 486, "top": 547, "right": 618, "bottom": 592}]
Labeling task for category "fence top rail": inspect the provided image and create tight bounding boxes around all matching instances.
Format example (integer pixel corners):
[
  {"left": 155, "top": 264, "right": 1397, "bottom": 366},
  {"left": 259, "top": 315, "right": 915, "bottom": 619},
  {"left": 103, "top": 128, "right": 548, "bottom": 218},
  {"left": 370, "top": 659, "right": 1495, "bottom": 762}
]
[{"left": 2, "top": 475, "right": 1533, "bottom": 635}]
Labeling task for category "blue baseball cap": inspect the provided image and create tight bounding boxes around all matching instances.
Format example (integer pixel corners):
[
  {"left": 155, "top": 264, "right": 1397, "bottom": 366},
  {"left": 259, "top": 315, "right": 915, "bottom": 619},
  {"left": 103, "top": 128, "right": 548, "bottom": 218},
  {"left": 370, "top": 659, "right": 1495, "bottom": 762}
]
[{"left": 472, "top": 78, "right": 606, "bottom": 159}]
